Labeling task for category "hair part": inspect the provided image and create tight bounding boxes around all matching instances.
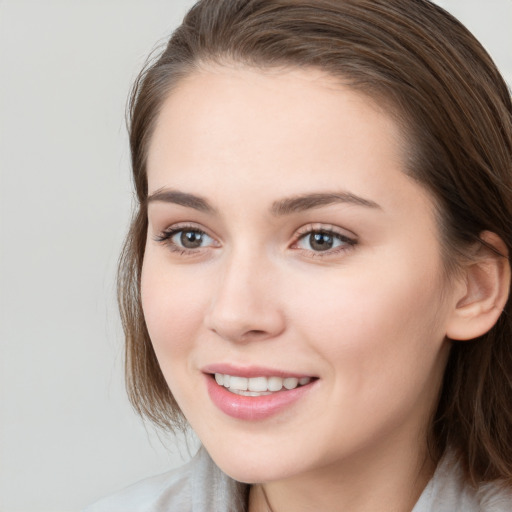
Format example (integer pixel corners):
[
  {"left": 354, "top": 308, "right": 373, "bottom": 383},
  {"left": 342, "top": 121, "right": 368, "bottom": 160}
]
[{"left": 119, "top": 0, "right": 512, "bottom": 484}]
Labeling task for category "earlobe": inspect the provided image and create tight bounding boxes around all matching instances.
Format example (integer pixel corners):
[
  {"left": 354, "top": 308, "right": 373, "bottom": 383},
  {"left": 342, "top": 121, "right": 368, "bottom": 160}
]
[{"left": 446, "top": 231, "right": 511, "bottom": 341}]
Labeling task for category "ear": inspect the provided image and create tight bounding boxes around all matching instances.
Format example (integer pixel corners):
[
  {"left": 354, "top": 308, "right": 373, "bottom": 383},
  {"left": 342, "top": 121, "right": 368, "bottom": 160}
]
[{"left": 446, "top": 231, "right": 510, "bottom": 341}]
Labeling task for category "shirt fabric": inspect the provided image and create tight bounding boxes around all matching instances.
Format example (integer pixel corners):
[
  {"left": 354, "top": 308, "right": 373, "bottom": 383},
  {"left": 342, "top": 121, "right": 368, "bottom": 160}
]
[{"left": 84, "top": 447, "right": 512, "bottom": 512}]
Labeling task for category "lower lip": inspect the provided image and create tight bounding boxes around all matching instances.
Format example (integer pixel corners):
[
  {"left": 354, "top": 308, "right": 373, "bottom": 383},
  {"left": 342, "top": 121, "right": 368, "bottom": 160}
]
[{"left": 205, "top": 375, "right": 316, "bottom": 421}]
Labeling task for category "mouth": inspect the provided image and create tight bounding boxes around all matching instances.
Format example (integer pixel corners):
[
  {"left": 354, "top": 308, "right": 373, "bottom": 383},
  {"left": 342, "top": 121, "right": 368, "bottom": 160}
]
[
  {"left": 213, "top": 373, "right": 313, "bottom": 396},
  {"left": 203, "top": 366, "right": 318, "bottom": 420}
]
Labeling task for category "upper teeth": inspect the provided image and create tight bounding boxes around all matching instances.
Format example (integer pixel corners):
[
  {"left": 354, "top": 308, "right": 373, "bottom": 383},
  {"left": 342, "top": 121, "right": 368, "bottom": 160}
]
[{"left": 214, "top": 373, "right": 311, "bottom": 394}]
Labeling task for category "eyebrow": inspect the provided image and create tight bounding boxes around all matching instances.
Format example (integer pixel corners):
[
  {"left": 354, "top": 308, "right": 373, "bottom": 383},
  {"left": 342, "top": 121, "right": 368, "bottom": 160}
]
[
  {"left": 270, "top": 192, "right": 381, "bottom": 215},
  {"left": 147, "top": 189, "right": 216, "bottom": 214},
  {"left": 146, "top": 188, "right": 381, "bottom": 215}
]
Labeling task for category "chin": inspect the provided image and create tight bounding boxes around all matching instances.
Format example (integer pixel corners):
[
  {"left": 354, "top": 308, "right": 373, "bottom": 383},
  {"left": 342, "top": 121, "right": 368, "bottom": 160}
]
[
  {"left": 200, "top": 437, "right": 311, "bottom": 484},
  {"left": 214, "top": 457, "right": 286, "bottom": 484}
]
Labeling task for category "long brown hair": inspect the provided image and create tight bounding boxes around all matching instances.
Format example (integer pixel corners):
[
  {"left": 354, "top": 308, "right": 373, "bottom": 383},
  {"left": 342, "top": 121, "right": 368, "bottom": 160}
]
[{"left": 119, "top": 0, "right": 512, "bottom": 484}]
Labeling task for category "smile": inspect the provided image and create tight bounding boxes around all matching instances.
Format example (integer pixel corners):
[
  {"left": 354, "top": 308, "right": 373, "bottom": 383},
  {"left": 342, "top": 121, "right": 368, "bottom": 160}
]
[
  {"left": 205, "top": 369, "right": 317, "bottom": 421},
  {"left": 215, "top": 373, "right": 312, "bottom": 396}
]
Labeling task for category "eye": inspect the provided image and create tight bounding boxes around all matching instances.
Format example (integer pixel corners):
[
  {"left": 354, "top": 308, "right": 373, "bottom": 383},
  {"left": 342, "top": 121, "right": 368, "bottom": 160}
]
[
  {"left": 154, "top": 225, "right": 218, "bottom": 253},
  {"left": 294, "top": 228, "right": 357, "bottom": 255},
  {"left": 173, "top": 229, "right": 211, "bottom": 249}
]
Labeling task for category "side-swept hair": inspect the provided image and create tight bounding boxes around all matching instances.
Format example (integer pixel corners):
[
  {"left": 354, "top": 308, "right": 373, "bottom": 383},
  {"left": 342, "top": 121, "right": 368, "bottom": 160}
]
[{"left": 119, "top": 0, "right": 512, "bottom": 484}]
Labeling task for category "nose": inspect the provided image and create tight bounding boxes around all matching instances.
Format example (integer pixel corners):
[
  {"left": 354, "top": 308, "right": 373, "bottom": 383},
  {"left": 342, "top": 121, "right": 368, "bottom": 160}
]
[{"left": 204, "top": 248, "right": 286, "bottom": 343}]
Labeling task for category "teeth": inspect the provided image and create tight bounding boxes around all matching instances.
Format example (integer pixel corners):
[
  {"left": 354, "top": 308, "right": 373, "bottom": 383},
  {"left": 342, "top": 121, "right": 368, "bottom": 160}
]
[
  {"left": 229, "top": 376, "right": 248, "bottom": 391},
  {"left": 214, "top": 373, "right": 312, "bottom": 394},
  {"left": 268, "top": 376, "right": 284, "bottom": 392},
  {"left": 230, "top": 389, "right": 272, "bottom": 396},
  {"left": 283, "top": 377, "right": 299, "bottom": 390},
  {"left": 248, "top": 376, "right": 267, "bottom": 392}
]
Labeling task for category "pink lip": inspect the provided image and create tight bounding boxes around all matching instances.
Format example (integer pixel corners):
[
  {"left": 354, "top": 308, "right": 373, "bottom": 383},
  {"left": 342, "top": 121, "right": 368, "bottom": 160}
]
[
  {"left": 202, "top": 363, "right": 313, "bottom": 379},
  {"left": 204, "top": 372, "right": 317, "bottom": 421}
]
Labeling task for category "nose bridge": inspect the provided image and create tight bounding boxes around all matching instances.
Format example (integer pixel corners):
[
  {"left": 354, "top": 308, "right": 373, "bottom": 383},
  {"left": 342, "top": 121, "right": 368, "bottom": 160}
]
[{"left": 204, "top": 242, "right": 284, "bottom": 342}]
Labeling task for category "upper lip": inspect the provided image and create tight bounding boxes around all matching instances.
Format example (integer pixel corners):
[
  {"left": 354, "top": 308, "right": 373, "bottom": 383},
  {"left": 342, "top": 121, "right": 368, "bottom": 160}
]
[{"left": 202, "top": 363, "right": 315, "bottom": 379}]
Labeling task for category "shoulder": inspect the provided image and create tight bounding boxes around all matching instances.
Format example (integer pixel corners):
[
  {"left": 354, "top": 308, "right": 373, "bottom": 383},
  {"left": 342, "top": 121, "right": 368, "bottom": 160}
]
[
  {"left": 475, "top": 481, "right": 512, "bottom": 512},
  {"left": 83, "top": 454, "right": 196, "bottom": 512},
  {"left": 83, "top": 447, "right": 248, "bottom": 512},
  {"left": 414, "top": 451, "right": 512, "bottom": 512}
]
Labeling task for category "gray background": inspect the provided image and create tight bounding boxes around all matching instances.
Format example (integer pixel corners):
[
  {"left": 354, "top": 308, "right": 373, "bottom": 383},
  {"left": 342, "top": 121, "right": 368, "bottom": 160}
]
[{"left": 1, "top": 1, "right": 510, "bottom": 511}]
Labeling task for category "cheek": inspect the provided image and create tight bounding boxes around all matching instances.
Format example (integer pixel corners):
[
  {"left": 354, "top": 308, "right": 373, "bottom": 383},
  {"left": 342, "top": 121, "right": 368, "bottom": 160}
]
[
  {"left": 140, "top": 258, "right": 213, "bottom": 415},
  {"left": 140, "top": 253, "right": 208, "bottom": 357},
  {"left": 290, "top": 256, "right": 449, "bottom": 394},
  {"left": 293, "top": 266, "right": 450, "bottom": 453}
]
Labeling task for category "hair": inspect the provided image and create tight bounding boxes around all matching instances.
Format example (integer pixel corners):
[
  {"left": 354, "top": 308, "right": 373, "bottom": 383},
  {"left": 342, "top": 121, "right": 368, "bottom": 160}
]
[{"left": 118, "top": 0, "right": 512, "bottom": 485}]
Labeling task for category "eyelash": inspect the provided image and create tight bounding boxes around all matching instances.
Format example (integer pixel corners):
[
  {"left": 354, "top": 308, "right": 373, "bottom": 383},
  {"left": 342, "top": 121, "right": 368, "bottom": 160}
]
[
  {"left": 292, "top": 225, "right": 357, "bottom": 257},
  {"left": 153, "top": 223, "right": 357, "bottom": 258},
  {"left": 153, "top": 223, "right": 214, "bottom": 256}
]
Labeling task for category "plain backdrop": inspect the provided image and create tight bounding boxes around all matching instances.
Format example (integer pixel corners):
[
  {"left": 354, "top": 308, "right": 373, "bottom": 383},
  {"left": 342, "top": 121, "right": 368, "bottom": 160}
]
[{"left": 0, "top": 1, "right": 511, "bottom": 511}]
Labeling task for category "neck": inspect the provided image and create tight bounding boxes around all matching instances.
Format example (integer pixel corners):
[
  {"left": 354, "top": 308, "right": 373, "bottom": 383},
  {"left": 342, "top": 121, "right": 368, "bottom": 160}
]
[{"left": 248, "top": 435, "right": 436, "bottom": 512}]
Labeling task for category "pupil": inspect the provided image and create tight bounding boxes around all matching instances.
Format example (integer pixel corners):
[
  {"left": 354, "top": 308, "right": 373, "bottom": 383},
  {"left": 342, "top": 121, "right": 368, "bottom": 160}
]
[
  {"left": 181, "top": 231, "right": 203, "bottom": 248},
  {"left": 310, "top": 232, "right": 333, "bottom": 251}
]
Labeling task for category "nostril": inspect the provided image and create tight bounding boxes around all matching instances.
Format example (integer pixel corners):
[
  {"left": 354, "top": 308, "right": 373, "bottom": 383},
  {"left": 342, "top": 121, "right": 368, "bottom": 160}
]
[
  {"left": 247, "top": 330, "right": 266, "bottom": 336},
  {"left": 239, "top": 329, "right": 270, "bottom": 341},
  {"left": 204, "top": 298, "right": 286, "bottom": 343}
]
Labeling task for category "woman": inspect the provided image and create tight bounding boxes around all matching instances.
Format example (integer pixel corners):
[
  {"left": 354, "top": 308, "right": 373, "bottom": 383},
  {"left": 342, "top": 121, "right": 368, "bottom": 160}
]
[{"left": 87, "top": 0, "right": 512, "bottom": 510}]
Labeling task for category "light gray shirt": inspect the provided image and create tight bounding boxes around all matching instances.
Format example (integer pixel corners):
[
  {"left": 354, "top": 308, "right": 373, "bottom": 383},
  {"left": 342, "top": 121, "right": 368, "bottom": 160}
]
[{"left": 84, "top": 448, "right": 512, "bottom": 511}]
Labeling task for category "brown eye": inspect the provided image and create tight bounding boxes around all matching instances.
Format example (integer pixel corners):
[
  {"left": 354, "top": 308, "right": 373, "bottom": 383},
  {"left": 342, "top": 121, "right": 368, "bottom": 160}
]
[
  {"left": 295, "top": 229, "right": 355, "bottom": 254},
  {"left": 155, "top": 226, "right": 218, "bottom": 253},
  {"left": 309, "top": 232, "right": 334, "bottom": 251},
  {"left": 179, "top": 230, "right": 205, "bottom": 249}
]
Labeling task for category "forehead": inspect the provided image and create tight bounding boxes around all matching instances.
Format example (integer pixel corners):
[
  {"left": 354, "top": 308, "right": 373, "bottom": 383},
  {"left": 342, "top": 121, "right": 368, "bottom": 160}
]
[
  {"left": 148, "top": 65, "right": 402, "bottom": 163},
  {"left": 146, "top": 65, "right": 431, "bottom": 220}
]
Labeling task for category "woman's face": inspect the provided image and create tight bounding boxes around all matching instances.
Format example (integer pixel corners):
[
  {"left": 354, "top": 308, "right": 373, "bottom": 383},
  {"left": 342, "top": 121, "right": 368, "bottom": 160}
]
[{"left": 142, "top": 66, "right": 460, "bottom": 483}]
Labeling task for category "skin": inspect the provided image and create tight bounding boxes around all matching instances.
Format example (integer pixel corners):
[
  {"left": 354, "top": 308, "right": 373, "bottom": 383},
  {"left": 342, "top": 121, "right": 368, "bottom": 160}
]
[{"left": 141, "top": 65, "right": 466, "bottom": 512}]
